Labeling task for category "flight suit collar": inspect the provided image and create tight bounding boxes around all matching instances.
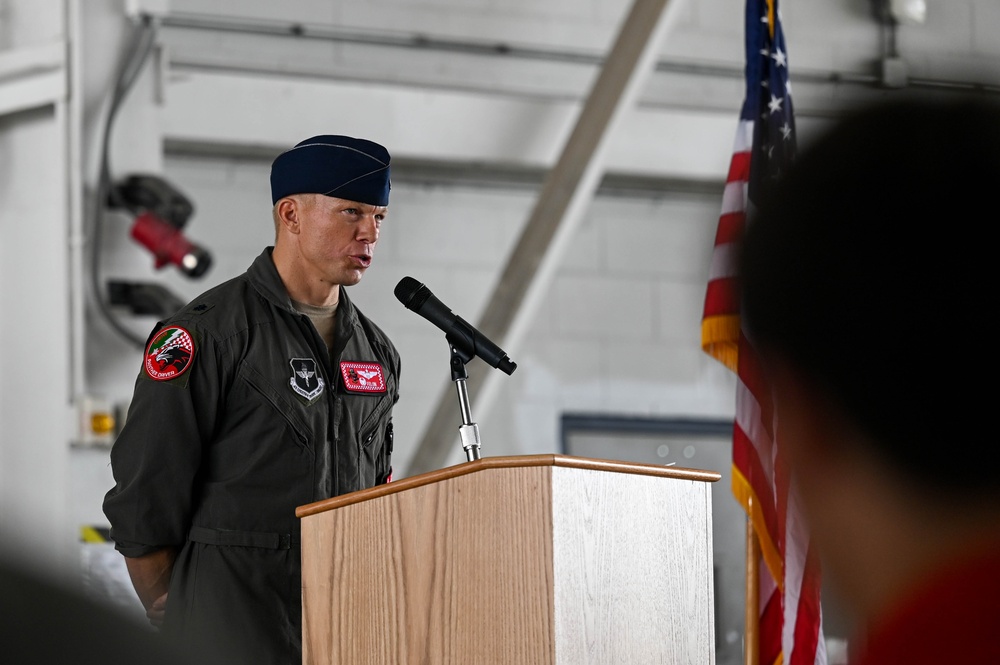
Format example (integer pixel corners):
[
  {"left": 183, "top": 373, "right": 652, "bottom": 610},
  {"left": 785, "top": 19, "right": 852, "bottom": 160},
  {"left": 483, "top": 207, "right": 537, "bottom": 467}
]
[{"left": 247, "top": 247, "right": 360, "bottom": 331}]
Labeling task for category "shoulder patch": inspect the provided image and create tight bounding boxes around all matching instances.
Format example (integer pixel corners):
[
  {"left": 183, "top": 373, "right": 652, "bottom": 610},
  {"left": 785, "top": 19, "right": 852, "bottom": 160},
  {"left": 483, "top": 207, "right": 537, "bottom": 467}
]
[
  {"left": 340, "top": 361, "right": 386, "bottom": 393},
  {"left": 144, "top": 326, "right": 196, "bottom": 381}
]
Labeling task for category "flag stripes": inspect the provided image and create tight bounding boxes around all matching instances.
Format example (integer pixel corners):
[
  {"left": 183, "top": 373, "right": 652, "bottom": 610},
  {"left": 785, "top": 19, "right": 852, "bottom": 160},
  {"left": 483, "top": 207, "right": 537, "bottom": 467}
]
[{"left": 700, "top": 1, "right": 825, "bottom": 664}]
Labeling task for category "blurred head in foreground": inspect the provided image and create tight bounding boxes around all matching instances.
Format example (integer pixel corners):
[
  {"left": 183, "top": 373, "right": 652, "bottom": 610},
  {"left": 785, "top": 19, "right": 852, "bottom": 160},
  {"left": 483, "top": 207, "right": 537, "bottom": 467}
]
[{"left": 739, "top": 92, "right": 1000, "bottom": 664}]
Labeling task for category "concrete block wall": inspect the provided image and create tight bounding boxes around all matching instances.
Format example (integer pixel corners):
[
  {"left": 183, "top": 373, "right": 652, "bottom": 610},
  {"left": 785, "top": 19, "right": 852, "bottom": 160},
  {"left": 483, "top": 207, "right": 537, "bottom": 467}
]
[
  {"left": 3, "top": 1, "right": 1000, "bottom": 647},
  {"left": 477, "top": 191, "right": 736, "bottom": 465},
  {"left": 72, "top": 147, "right": 733, "bottom": 484}
]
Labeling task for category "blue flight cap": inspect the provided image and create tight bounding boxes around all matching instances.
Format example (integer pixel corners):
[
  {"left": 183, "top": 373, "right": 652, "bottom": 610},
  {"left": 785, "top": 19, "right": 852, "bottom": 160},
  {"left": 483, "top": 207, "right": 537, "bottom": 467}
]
[{"left": 270, "top": 135, "right": 391, "bottom": 206}]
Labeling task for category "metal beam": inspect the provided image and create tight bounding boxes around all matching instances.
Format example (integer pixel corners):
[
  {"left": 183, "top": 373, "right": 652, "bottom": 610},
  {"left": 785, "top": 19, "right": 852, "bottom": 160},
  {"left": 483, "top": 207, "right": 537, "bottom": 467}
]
[
  {"left": 404, "top": 0, "right": 682, "bottom": 476},
  {"left": 159, "top": 11, "right": 1000, "bottom": 97},
  {"left": 0, "top": 42, "right": 66, "bottom": 117}
]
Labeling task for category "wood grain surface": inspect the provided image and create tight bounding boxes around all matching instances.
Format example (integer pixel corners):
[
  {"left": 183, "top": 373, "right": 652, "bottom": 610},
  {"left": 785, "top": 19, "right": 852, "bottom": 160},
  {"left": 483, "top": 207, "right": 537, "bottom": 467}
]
[
  {"left": 300, "top": 457, "right": 718, "bottom": 664},
  {"left": 302, "top": 465, "right": 557, "bottom": 664},
  {"left": 551, "top": 466, "right": 715, "bottom": 664}
]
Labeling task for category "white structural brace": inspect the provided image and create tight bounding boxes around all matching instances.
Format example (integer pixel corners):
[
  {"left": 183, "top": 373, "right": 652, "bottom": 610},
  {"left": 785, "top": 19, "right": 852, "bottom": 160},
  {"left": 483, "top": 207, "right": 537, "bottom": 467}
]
[
  {"left": 405, "top": 0, "right": 686, "bottom": 475},
  {"left": 0, "top": 41, "right": 67, "bottom": 117}
]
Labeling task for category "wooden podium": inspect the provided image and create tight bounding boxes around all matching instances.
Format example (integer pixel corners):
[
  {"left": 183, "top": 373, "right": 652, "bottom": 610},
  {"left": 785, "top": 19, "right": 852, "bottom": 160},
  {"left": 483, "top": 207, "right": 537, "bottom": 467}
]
[{"left": 296, "top": 454, "right": 721, "bottom": 664}]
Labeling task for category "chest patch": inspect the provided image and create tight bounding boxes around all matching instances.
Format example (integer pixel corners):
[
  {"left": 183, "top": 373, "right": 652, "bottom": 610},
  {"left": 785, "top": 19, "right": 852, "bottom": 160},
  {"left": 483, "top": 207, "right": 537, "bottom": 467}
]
[
  {"left": 144, "top": 326, "right": 195, "bottom": 381},
  {"left": 340, "top": 361, "right": 387, "bottom": 393},
  {"left": 289, "top": 358, "right": 325, "bottom": 400}
]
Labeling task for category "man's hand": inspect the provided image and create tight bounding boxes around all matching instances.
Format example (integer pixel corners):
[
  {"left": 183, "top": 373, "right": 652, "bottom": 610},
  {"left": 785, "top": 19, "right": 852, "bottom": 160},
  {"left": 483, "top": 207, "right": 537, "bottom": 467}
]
[
  {"left": 124, "top": 548, "right": 178, "bottom": 628},
  {"left": 146, "top": 591, "right": 169, "bottom": 627}
]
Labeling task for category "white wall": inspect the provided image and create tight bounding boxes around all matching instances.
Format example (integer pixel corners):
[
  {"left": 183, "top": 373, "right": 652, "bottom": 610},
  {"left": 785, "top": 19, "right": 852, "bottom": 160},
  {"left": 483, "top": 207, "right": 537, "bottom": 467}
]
[
  {"left": 0, "top": 0, "right": 75, "bottom": 578},
  {"left": 2, "top": 1, "right": 999, "bottom": 653},
  {"left": 133, "top": 159, "right": 736, "bottom": 477},
  {"left": 0, "top": 104, "right": 74, "bottom": 574}
]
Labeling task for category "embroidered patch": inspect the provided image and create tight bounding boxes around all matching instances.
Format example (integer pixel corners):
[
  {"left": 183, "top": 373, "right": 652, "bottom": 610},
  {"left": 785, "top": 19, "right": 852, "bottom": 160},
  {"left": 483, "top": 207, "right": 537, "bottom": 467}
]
[
  {"left": 144, "top": 326, "right": 195, "bottom": 381},
  {"left": 340, "top": 361, "right": 386, "bottom": 393},
  {"left": 289, "top": 358, "right": 325, "bottom": 400}
]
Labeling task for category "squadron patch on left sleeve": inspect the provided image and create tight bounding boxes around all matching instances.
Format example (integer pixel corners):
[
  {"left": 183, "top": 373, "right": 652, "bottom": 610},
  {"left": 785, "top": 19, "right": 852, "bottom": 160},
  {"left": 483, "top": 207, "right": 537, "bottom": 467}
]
[
  {"left": 340, "top": 361, "right": 387, "bottom": 393},
  {"left": 144, "top": 326, "right": 195, "bottom": 381}
]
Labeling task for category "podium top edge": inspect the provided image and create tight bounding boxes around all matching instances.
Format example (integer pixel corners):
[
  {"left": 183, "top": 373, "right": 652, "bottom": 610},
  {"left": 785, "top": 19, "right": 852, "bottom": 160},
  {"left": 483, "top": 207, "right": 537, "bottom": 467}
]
[{"left": 296, "top": 453, "right": 721, "bottom": 518}]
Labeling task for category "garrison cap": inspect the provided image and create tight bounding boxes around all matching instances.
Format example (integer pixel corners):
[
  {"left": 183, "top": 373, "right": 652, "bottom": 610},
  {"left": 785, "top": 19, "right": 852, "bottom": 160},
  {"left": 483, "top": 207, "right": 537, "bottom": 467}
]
[{"left": 270, "top": 135, "right": 391, "bottom": 206}]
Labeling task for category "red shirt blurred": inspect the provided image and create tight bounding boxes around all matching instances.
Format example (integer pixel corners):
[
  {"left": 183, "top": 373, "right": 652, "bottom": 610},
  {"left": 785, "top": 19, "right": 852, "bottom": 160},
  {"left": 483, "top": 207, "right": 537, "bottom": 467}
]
[{"left": 852, "top": 544, "right": 1000, "bottom": 665}]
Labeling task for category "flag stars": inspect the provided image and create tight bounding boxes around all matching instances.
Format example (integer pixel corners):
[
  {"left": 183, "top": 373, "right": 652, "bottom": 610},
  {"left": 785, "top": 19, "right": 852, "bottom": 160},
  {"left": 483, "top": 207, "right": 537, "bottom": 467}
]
[{"left": 707, "top": 1, "right": 819, "bottom": 656}]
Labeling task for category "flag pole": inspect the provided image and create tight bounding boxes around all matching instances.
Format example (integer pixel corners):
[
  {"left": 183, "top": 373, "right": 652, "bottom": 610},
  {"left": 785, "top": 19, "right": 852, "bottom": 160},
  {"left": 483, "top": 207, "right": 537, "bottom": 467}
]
[{"left": 745, "top": 515, "right": 760, "bottom": 665}]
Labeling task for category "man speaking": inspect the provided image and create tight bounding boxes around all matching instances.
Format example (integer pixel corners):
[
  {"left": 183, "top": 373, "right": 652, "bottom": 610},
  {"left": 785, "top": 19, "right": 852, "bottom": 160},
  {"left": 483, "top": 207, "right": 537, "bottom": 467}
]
[{"left": 104, "top": 135, "right": 401, "bottom": 664}]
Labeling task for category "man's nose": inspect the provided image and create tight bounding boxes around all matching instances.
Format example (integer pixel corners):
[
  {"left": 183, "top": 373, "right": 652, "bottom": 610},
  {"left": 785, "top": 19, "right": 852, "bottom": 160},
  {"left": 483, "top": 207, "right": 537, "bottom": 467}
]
[{"left": 358, "top": 215, "right": 379, "bottom": 243}]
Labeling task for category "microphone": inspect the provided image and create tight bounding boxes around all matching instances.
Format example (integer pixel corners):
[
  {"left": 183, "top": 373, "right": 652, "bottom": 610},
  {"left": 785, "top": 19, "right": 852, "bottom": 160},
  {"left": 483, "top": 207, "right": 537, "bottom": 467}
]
[{"left": 394, "top": 276, "right": 517, "bottom": 375}]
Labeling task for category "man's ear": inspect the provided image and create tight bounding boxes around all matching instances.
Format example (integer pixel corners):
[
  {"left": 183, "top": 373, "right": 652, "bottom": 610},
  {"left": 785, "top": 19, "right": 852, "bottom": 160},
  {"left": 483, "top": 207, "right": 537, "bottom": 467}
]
[{"left": 275, "top": 197, "right": 301, "bottom": 234}]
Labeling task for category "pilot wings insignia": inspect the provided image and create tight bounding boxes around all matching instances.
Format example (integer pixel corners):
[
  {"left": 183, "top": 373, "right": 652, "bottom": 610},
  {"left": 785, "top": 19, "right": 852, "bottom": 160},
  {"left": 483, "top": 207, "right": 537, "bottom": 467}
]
[{"left": 339, "top": 361, "right": 386, "bottom": 393}]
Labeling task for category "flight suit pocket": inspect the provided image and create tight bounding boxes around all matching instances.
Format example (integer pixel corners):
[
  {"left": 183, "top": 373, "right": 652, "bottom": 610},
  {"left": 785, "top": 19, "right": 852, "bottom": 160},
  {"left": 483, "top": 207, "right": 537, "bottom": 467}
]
[
  {"left": 356, "top": 375, "right": 395, "bottom": 448},
  {"left": 354, "top": 376, "right": 395, "bottom": 485},
  {"left": 238, "top": 360, "right": 312, "bottom": 450}
]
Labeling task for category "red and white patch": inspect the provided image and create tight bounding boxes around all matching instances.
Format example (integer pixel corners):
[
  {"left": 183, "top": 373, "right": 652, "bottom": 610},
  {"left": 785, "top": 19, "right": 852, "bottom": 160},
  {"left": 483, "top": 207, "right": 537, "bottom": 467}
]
[
  {"left": 144, "top": 326, "right": 195, "bottom": 381},
  {"left": 339, "top": 361, "right": 386, "bottom": 393}
]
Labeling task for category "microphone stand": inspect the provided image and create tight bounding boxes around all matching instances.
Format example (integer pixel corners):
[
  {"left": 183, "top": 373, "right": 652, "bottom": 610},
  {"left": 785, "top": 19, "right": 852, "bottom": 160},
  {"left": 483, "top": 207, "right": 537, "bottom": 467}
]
[{"left": 448, "top": 343, "right": 482, "bottom": 461}]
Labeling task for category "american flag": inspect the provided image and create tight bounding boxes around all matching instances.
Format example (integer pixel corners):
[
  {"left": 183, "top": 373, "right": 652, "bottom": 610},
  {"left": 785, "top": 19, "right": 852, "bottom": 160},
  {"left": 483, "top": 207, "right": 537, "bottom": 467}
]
[{"left": 701, "top": 1, "right": 826, "bottom": 664}]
